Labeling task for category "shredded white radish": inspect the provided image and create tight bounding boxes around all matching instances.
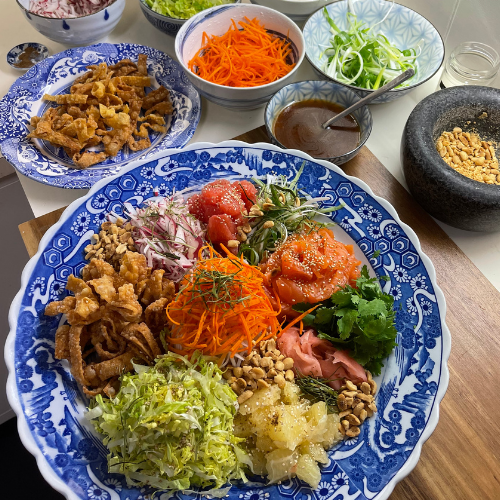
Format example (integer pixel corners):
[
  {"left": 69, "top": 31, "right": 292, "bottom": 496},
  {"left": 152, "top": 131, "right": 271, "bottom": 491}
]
[
  {"left": 29, "top": 0, "right": 113, "bottom": 18},
  {"left": 126, "top": 194, "right": 206, "bottom": 283}
]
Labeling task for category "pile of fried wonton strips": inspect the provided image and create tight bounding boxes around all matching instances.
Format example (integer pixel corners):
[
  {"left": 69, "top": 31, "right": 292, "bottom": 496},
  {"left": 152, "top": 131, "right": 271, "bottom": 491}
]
[
  {"left": 45, "top": 252, "right": 175, "bottom": 397},
  {"left": 28, "top": 54, "right": 174, "bottom": 169}
]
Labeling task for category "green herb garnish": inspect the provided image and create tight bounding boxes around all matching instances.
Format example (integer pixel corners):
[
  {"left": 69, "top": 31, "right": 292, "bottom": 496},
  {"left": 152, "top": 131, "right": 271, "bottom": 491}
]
[
  {"left": 239, "top": 163, "right": 342, "bottom": 264},
  {"left": 183, "top": 258, "right": 249, "bottom": 312},
  {"left": 295, "top": 374, "right": 339, "bottom": 413},
  {"left": 322, "top": 6, "right": 421, "bottom": 90},
  {"left": 293, "top": 265, "right": 397, "bottom": 375}
]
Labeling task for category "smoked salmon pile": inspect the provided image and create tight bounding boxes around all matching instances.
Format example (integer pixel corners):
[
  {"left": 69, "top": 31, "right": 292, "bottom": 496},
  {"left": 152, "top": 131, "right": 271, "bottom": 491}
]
[{"left": 261, "top": 226, "right": 362, "bottom": 316}]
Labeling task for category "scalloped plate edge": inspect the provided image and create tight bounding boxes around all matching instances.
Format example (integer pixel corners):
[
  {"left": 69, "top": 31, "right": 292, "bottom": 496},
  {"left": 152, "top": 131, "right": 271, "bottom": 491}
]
[{"left": 5, "top": 140, "right": 451, "bottom": 500}]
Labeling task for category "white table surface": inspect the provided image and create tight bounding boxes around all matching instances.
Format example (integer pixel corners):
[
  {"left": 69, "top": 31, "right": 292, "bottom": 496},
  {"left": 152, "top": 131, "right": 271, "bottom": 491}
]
[{"left": 2, "top": 0, "right": 500, "bottom": 291}]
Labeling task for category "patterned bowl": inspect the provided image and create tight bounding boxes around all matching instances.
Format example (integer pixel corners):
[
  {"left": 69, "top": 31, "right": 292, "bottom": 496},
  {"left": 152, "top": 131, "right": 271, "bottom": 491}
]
[
  {"left": 175, "top": 4, "right": 305, "bottom": 110},
  {"left": 16, "top": 0, "right": 125, "bottom": 46},
  {"left": 265, "top": 80, "right": 372, "bottom": 164},
  {"left": 303, "top": 0, "right": 445, "bottom": 103},
  {"left": 5, "top": 140, "right": 450, "bottom": 500},
  {"left": 0, "top": 42, "right": 201, "bottom": 189},
  {"left": 139, "top": 0, "right": 241, "bottom": 37}
]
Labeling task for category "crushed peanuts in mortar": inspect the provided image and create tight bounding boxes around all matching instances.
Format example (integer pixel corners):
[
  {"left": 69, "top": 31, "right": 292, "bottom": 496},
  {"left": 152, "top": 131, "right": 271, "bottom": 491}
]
[{"left": 436, "top": 127, "right": 499, "bottom": 184}]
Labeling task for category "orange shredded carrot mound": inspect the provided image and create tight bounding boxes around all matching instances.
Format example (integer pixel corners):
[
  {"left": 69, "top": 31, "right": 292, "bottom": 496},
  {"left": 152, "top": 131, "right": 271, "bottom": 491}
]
[
  {"left": 187, "top": 17, "right": 295, "bottom": 88},
  {"left": 165, "top": 246, "right": 316, "bottom": 360},
  {"left": 166, "top": 246, "right": 282, "bottom": 359}
]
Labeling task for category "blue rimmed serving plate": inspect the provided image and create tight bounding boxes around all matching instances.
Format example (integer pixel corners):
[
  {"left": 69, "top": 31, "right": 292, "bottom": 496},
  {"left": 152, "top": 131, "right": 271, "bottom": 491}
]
[{"left": 6, "top": 141, "right": 450, "bottom": 500}]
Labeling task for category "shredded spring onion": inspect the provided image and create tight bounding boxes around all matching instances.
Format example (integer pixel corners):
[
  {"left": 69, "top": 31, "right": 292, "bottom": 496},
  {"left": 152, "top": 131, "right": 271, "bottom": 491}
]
[{"left": 322, "top": 3, "right": 422, "bottom": 90}]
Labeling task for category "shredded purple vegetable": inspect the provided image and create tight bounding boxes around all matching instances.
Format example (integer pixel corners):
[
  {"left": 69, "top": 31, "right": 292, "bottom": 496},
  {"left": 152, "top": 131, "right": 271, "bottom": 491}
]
[{"left": 126, "top": 194, "right": 205, "bottom": 282}]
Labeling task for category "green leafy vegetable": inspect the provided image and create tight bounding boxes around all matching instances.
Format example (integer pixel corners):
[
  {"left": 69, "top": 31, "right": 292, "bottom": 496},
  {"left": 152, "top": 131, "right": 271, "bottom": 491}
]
[
  {"left": 322, "top": 6, "right": 421, "bottom": 89},
  {"left": 239, "top": 163, "right": 342, "bottom": 264},
  {"left": 145, "top": 0, "right": 234, "bottom": 20},
  {"left": 87, "top": 352, "right": 248, "bottom": 494},
  {"left": 292, "top": 265, "right": 397, "bottom": 375}
]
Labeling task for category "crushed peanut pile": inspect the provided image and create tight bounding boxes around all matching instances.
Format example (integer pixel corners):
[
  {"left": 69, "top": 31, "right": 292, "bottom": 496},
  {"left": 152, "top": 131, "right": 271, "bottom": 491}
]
[
  {"left": 223, "top": 338, "right": 295, "bottom": 404},
  {"left": 85, "top": 217, "right": 137, "bottom": 270},
  {"left": 337, "top": 371, "right": 377, "bottom": 438},
  {"left": 436, "top": 127, "right": 499, "bottom": 185}
]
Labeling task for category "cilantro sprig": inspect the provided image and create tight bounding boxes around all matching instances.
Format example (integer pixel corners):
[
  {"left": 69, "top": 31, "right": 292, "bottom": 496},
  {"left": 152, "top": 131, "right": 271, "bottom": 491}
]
[{"left": 293, "top": 265, "right": 398, "bottom": 375}]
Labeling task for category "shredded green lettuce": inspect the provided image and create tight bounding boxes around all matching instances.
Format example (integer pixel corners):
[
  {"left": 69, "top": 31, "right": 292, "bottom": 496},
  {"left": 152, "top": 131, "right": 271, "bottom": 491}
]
[
  {"left": 87, "top": 352, "right": 248, "bottom": 494},
  {"left": 145, "top": 0, "right": 235, "bottom": 20}
]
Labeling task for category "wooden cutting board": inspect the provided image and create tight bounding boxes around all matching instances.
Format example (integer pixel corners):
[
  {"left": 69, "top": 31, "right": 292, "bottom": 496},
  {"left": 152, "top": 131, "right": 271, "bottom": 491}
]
[{"left": 18, "top": 126, "right": 500, "bottom": 499}]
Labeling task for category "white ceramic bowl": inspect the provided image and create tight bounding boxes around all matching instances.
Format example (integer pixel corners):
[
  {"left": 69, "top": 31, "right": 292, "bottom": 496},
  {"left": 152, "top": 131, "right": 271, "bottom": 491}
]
[
  {"left": 16, "top": 0, "right": 125, "bottom": 46},
  {"left": 175, "top": 4, "right": 305, "bottom": 110},
  {"left": 250, "top": 0, "right": 332, "bottom": 24}
]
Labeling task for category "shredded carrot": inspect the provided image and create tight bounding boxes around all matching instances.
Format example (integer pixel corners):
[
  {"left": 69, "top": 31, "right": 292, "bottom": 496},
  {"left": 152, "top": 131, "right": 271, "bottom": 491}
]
[
  {"left": 188, "top": 17, "right": 295, "bottom": 88},
  {"left": 166, "top": 246, "right": 283, "bottom": 359}
]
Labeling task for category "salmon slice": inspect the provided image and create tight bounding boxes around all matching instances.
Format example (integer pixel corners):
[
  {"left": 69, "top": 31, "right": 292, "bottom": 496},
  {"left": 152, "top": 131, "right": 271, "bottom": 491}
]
[{"left": 262, "top": 227, "right": 361, "bottom": 316}]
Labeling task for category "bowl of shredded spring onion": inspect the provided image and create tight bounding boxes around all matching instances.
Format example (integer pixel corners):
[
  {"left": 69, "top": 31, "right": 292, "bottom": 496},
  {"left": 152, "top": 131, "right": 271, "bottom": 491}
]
[
  {"left": 139, "top": 0, "right": 240, "bottom": 37},
  {"left": 303, "top": 0, "right": 445, "bottom": 103}
]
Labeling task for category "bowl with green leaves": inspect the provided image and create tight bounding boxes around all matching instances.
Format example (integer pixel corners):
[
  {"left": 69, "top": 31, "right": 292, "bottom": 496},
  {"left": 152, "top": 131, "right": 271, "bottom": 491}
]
[
  {"left": 140, "top": 0, "right": 240, "bottom": 36},
  {"left": 303, "top": 0, "right": 445, "bottom": 103}
]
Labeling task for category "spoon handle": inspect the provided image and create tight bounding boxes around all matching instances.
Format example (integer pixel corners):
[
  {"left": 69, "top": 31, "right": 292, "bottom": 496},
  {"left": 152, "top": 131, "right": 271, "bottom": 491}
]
[{"left": 322, "top": 68, "right": 415, "bottom": 129}]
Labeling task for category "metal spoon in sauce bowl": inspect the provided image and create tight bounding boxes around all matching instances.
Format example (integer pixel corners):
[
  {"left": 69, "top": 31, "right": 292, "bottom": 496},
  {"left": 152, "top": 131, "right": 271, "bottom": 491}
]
[{"left": 321, "top": 68, "right": 415, "bottom": 129}]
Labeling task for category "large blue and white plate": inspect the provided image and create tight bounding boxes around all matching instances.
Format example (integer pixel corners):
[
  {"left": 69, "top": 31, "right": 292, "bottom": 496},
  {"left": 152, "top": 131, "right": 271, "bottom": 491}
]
[
  {"left": 5, "top": 142, "right": 450, "bottom": 500},
  {"left": 0, "top": 43, "right": 201, "bottom": 189}
]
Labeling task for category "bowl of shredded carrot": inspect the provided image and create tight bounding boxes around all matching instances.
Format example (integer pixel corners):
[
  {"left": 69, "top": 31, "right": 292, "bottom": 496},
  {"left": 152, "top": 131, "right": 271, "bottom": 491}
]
[{"left": 175, "top": 3, "right": 305, "bottom": 110}]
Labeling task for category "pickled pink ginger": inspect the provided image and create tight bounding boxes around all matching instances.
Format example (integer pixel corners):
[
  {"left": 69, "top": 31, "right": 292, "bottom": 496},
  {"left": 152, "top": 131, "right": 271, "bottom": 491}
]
[{"left": 278, "top": 326, "right": 367, "bottom": 390}]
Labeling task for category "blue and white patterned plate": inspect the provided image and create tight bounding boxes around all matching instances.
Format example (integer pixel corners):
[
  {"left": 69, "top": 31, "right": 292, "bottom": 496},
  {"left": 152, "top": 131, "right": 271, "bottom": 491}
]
[
  {"left": 0, "top": 43, "right": 201, "bottom": 189},
  {"left": 5, "top": 141, "right": 450, "bottom": 500}
]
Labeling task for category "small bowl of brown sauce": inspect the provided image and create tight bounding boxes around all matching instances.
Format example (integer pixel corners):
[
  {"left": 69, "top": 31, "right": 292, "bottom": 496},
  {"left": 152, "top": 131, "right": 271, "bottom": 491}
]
[
  {"left": 7, "top": 43, "right": 49, "bottom": 72},
  {"left": 265, "top": 80, "right": 372, "bottom": 165}
]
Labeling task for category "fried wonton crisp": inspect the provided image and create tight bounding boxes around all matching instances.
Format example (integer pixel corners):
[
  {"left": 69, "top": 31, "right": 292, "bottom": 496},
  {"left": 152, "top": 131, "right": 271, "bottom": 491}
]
[
  {"left": 44, "top": 251, "right": 174, "bottom": 397},
  {"left": 27, "top": 55, "right": 173, "bottom": 170}
]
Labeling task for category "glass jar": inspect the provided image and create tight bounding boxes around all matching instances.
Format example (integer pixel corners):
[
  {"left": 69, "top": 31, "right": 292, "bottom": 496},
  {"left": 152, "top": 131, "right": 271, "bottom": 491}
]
[{"left": 439, "top": 41, "right": 500, "bottom": 89}]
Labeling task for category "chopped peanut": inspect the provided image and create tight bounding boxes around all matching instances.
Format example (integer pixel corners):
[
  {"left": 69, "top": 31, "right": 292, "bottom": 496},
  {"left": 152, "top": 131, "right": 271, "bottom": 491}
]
[
  {"left": 338, "top": 371, "right": 377, "bottom": 439},
  {"left": 436, "top": 129, "right": 499, "bottom": 184}
]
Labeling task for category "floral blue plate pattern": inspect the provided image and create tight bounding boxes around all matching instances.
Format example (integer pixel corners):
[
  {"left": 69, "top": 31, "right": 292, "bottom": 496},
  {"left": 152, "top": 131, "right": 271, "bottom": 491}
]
[
  {"left": 0, "top": 43, "right": 201, "bottom": 189},
  {"left": 5, "top": 141, "right": 450, "bottom": 500}
]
